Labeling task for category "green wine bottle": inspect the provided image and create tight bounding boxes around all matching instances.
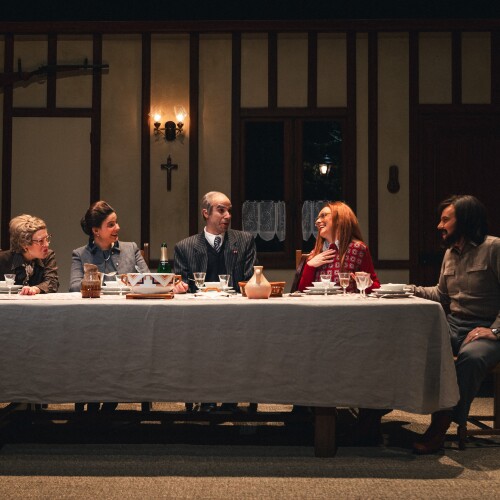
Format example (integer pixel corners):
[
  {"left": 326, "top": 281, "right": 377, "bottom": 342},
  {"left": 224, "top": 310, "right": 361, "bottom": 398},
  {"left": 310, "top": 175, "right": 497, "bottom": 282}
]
[{"left": 157, "top": 242, "right": 172, "bottom": 273}]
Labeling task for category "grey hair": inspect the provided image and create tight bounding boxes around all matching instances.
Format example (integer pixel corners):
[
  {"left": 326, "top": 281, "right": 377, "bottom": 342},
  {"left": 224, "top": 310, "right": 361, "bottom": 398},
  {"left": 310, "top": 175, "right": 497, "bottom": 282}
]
[
  {"left": 200, "top": 191, "right": 228, "bottom": 220},
  {"left": 9, "top": 214, "right": 47, "bottom": 253}
]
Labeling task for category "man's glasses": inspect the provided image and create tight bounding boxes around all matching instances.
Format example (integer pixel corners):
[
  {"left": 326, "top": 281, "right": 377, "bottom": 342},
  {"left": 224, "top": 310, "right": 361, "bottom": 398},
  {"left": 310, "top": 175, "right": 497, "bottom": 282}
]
[{"left": 31, "top": 234, "right": 52, "bottom": 246}]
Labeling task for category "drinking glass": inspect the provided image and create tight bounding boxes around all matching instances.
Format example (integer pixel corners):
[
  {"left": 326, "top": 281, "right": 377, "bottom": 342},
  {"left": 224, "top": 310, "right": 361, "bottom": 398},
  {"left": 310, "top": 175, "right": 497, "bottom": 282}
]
[
  {"left": 320, "top": 273, "right": 331, "bottom": 297},
  {"left": 115, "top": 274, "right": 126, "bottom": 296},
  {"left": 354, "top": 272, "right": 371, "bottom": 298},
  {"left": 338, "top": 272, "right": 351, "bottom": 296},
  {"left": 218, "top": 274, "right": 230, "bottom": 291},
  {"left": 193, "top": 272, "right": 206, "bottom": 291},
  {"left": 4, "top": 274, "right": 15, "bottom": 295}
]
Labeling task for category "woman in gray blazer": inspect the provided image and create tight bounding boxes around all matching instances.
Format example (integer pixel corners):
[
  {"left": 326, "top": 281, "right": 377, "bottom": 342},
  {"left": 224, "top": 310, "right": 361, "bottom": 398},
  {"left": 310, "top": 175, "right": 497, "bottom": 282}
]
[{"left": 69, "top": 200, "right": 149, "bottom": 292}]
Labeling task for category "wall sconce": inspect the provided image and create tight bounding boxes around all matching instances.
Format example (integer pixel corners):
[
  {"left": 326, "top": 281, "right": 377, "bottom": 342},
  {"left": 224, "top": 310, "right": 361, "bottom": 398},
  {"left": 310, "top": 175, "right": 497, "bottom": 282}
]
[
  {"left": 153, "top": 105, "right": 187, "bottom": 142},
  {"left": 318, "top": 154, "right": 333, "bottom": 176}
]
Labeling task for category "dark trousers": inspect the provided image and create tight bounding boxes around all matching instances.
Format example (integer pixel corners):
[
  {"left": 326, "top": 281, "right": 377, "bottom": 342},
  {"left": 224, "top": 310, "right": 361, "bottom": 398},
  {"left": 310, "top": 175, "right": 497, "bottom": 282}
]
[{"left": 448, "top": 314, "right": 500, "bottom": 424}]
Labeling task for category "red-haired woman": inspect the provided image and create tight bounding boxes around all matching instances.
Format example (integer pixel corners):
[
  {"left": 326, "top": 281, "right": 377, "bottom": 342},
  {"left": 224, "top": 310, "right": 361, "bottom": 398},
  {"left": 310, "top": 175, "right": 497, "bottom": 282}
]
[{"left": 296, "top": 201, "right": 380, "bottom": 293}]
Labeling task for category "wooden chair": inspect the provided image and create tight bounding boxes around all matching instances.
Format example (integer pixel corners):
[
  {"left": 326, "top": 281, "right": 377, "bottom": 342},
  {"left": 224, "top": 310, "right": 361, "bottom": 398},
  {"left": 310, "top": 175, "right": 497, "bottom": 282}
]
[
  {"left": 458, "top": 361, "right": 500, "bottom": 449},
  {"left": 290, "top": 250, "right": 309, "bottom": 293},
  {"left": 140, "top": 242, "right": 150, "bottom": 267}
]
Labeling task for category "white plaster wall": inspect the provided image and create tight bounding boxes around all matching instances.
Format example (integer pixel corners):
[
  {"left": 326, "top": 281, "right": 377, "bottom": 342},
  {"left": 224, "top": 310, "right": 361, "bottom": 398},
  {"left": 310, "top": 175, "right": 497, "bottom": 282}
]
[
  {"left": 101, "top": 35, "right": 142, "bottom": 248},
  {"left": 462, "top": 32, "right": 491, "bottom": 104},
  {"left": 198, "top": 35, "right": 233, "bottom": 230},
  {"left": 356, "top": 34, "right": 369, "bottom": 243},
  {"left": 378, "top": 33, "right": 409, "bottom": 261},
  {"left": 419, "top": 32, "right": 452, "bottom": 104},
  {"left": 150, "top": 34, "right": 190, "bottom": 261},
  {"left": 56, "top": 35, "right": 93, "bottom": 108},
  {"left": 277, "top": 33, "right": 308, "bottom": 107},
  {"left": 13, "top": 36, "right": 48, "bottom": 108},
  {"left": 11, "top": 118, "right": 91, "bottom": 291},
  {"left": 241, "top": 34, "right": 268, "bottom": 108},
  {"left": 317, "top": 33, "right": 347, "bottom": 107}
]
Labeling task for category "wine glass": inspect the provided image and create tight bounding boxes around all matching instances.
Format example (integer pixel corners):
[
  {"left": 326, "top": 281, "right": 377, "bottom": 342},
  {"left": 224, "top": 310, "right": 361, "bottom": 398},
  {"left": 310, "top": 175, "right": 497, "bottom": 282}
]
[
  {"left": 4, "top": 274, "right": 16, "bottom": 296},
  {"left": 193, "top": 272, "right": 206, "bottom": 291},
  {"left": 218, "top": 274, "right": 230, "bottom": 292},
  {"left": 354, "top": 272, "right": 371, "bottom": 298},
  {"left": 115, "top": 274, "right": 127, "bottom": 296},
  {"left": 320, "top": 273, "right": 331, "bottom": 297},
  {"left": 338, "top": 272, "right": 351, "bottom": 296}
]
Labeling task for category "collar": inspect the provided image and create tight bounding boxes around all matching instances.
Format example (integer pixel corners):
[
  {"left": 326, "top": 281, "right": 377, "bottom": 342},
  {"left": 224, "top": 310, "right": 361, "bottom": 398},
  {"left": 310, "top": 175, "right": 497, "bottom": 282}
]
[
  {"left": 451, "top": 239, "right": 477, "bottom": 255},
  {"left": 204, "top": 227, "right": 225, "bottom": 248},
  {"left": 11, "top": 252, "right": 44, "bottom": 270},
  {"left": 323, "top": 240, "right": 339, "bottom": 251},
  {"left": 88, "top": 239, "right": 121, "bottom": 254}
]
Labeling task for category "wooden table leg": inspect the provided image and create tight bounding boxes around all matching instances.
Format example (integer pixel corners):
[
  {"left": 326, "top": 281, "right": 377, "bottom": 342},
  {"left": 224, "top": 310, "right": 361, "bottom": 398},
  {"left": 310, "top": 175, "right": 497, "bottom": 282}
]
[{"left": 314, "top": 406, "right": 337, "bottom": 457}]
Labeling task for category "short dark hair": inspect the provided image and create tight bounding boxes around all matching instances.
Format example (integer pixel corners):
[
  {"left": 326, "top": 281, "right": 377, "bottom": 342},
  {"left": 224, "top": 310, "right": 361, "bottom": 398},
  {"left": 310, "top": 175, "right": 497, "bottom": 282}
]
[
  {"left": 439, "top": 195, "right": 488, "bottom": 245},
  {"left": 80, "top": 200, "right": 115, "bottom": 236}
]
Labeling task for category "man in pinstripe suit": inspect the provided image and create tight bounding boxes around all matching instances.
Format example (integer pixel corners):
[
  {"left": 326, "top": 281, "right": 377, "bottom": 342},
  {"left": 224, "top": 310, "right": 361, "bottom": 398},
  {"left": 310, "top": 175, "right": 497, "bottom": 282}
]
[
  {"left": 174, "top": 191, "right": 257, "bottom": 294},
  {"left": 174, "top": 191, "right": 257, "bottom": 412}
]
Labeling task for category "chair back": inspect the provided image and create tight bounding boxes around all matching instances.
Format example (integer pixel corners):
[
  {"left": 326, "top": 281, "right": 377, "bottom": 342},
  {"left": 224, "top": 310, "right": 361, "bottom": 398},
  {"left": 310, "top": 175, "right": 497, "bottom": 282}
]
[
  {"left": 290, "top": 250, "right": 310, "bottom": 293},
  {"left": 141, "top": 242, "right": 150, "bottom": 267}
]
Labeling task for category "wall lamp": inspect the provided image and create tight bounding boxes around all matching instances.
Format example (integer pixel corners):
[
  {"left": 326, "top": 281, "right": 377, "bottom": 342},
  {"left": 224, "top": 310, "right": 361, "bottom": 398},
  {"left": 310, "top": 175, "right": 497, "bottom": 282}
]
[
  {"left": 153, "top": 106, "right": 187, "bottom": 142},
  {"left": 318, "top": 154, "right": 333, "bottom": 176}
]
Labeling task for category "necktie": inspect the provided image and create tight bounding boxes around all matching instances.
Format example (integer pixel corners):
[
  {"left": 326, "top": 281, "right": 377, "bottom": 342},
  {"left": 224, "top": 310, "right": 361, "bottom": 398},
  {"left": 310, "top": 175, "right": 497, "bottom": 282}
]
[{"left": 214, "top": 236, "right": 221, "bottom": 252}]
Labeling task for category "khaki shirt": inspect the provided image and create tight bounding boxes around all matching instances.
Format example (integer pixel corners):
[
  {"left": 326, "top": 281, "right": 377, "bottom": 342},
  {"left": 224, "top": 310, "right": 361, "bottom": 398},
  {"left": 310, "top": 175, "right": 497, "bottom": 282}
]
[{"left": 413, "top": 236, "right": 500, "bottom": 329}]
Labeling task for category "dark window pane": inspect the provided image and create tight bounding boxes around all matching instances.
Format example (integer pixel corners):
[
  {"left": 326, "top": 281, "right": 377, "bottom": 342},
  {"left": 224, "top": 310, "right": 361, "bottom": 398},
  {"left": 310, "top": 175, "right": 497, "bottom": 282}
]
[
  {"left": 244, "top": 121, "right": 285, "bottom": 252},
  {"left": 302, "top": 121, "right": 343, "bottom": 201},
  {"left": 244, "top": 122, "right": 284, "bottom": 200}
]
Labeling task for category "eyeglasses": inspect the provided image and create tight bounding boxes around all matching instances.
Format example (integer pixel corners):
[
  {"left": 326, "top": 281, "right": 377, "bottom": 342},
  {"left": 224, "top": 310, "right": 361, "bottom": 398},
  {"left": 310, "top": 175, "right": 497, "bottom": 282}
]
[{"left": 31, "top": 234, "right": 52, "bottom": 246}]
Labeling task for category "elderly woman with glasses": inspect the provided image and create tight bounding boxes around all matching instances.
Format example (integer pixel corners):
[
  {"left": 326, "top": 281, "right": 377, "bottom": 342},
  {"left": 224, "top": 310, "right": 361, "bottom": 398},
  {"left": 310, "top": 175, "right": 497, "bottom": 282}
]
[{"left": 0, "top": 214, "right": 59, "bottom": 295}]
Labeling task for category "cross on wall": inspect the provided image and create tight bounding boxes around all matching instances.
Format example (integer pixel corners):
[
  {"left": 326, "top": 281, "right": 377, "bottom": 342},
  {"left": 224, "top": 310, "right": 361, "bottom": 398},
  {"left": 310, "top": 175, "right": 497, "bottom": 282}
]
[{"left": 160, "top": 155, "right": 178, "bottom": 191}]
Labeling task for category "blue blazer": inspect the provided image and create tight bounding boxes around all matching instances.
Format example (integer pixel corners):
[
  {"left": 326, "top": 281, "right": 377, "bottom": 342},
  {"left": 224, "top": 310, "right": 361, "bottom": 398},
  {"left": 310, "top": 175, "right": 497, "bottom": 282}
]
[
  {"left": 174, "top": 229, "right": 257, "bottom": 293},
  {"left": 69, "top": 240, "right": 149, "bottom": 292}
]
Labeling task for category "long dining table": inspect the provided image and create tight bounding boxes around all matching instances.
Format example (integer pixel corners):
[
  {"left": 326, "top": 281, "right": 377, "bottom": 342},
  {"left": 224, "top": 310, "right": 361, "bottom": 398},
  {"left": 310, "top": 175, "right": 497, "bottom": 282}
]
[{"left": 0, "top": 291, "right": 459, "bottom": 456}]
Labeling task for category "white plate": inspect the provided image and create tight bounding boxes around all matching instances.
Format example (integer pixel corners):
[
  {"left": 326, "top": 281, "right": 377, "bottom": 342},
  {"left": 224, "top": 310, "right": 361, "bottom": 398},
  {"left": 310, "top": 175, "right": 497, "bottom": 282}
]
[
  {"left": 101, "top": 288, "right": 130, "bottom": 295},
  {"left": 0, "top": 285, "right": 23, "bottom": 293},
  {"left": 311, "top": 282, "right": 341, "bottom": 289},
  {"left": 305, "top": 288, "right": 341, "bottom": 295},
  {"left": 374, "top": 291, "right": 413, "bottom": 298},
  {"left": 101, "top": 285, "right": 131, "bottom": 292},
  {"left": 376, "top": 288, "right": 408, "bottom": 294}
]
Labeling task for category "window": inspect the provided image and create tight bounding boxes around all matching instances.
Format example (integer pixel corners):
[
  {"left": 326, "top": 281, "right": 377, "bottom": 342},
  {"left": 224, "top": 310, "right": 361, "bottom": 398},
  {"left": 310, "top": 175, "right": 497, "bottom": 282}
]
[{"left": 239, "top": 117, "right": 347, "bottom": 267}]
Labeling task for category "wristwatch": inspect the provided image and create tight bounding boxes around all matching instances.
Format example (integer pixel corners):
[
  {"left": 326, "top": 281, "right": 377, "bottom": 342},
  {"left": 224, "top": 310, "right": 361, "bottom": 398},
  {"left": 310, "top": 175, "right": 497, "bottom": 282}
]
[{"left": 492, "top": 328, "right": 500, "bottom": 340}]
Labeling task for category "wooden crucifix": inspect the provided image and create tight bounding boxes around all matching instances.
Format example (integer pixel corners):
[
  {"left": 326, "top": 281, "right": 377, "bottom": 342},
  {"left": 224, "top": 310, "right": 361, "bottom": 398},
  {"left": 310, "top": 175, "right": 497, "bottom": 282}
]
[{"left": 160, "top": 155, "right": 178, "bottom": 191}]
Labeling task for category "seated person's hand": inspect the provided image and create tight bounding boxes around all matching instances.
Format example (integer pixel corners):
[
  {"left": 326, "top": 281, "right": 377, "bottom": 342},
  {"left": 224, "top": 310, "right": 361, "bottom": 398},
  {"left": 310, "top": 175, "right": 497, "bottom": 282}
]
[
  {"left": 20, "top": 285, "right": 40, "bottom": 295},
  {"left": 173, "top": 281, "right": 189, "bottom": 294},
  {"left": 307, "top": 249, "right": 336, "bottom": 268}
]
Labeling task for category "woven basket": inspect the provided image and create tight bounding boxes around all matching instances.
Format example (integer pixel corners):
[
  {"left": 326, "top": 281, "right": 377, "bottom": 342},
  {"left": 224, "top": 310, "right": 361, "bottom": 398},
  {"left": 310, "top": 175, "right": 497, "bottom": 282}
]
[{"left": 239, "top": 281, "right": 286, "bottom": 298}]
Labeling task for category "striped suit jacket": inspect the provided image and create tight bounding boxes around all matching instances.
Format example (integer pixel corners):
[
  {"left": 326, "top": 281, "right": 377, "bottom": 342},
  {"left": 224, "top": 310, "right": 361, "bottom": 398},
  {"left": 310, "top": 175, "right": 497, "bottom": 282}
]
[{"left": 174, "top": 229, "right": 257, "bottom": 293}]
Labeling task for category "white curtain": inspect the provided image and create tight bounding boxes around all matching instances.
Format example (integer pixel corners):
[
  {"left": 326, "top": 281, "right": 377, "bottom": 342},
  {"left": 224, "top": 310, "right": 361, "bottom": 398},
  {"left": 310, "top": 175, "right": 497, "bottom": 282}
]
[
  {"left": 302, "top": 200, "right": 329, "bottom": 241},
  {"left": 242, "top": 201, "right": 286, "bottom": 241}
]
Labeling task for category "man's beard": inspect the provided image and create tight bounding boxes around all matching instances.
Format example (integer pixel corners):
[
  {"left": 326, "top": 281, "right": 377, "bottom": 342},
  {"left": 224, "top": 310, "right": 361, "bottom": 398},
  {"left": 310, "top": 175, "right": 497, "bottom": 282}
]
[{"left": 440, "top": 230, "right": 460, "bottom": 248}]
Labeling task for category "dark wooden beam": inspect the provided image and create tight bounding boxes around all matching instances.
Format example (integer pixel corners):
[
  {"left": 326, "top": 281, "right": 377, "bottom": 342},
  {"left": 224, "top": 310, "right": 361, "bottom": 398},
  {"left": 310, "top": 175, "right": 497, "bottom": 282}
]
[
  {"left": 189, "top": 33, "right": 200, "bottom": 236},
  {"left": 307, "top": 31, "right": 317, "bottom": 108},
  {"left": 231, "top": 32, "right": 242, "bottom": 229},
  {"left": 268, "top": 32, "right": 277, "bottom": 109},
  {"left": 368, "top": 32, "right": 378, "bottom": 261},
  {"left": 1, "top": 35, "right": 14, "bottom": 249},
  {"left": 90, "top": 33, "right": 103, "bottom": 203},
  {"left": 140, "top": 33, "right": 151, "bottom": 246},
  {"left": 452, "top": 31, "right": 462, "bottom": 105}
]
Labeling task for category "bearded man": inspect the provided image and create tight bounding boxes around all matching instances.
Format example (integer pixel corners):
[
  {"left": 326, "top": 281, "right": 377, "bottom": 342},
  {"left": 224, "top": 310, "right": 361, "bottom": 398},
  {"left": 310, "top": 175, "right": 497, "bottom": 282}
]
[{"left": 410, "top": 194, "right": 500, "bottom": 454}]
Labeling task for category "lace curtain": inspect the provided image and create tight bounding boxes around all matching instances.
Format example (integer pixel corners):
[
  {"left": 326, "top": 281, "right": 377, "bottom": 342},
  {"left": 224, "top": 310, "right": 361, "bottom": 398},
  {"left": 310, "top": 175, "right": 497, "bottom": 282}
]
[
  {"left": 302, "top": 200, "right": 329, "bottom": 241},
  {"left": 242, "top": 200, "right": 328, "bottom": 242},
  {"left": 242, "top": 201, "right": 286, "bottom": 241}
]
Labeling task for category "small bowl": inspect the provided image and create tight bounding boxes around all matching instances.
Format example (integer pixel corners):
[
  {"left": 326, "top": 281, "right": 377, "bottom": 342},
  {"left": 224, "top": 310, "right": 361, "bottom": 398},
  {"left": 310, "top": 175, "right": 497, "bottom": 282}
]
[
  {"left": 380, "top": 283, "right": 406, "bottom": 292},
  {"left": 311, "top": 281, "right": 337, "bottom": 289},
  {"left": 201, "top": 281, "right": 223, "bottom": 291},
  {"left": 124, "top": 273, "right": 178, "bottom": 294}
]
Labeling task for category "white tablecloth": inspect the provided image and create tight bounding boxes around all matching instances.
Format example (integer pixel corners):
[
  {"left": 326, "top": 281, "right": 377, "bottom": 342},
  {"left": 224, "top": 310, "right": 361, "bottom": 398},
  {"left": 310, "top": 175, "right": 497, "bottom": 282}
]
[{"left": 0, "top": 292, "right": 459, "bottom": 413}]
